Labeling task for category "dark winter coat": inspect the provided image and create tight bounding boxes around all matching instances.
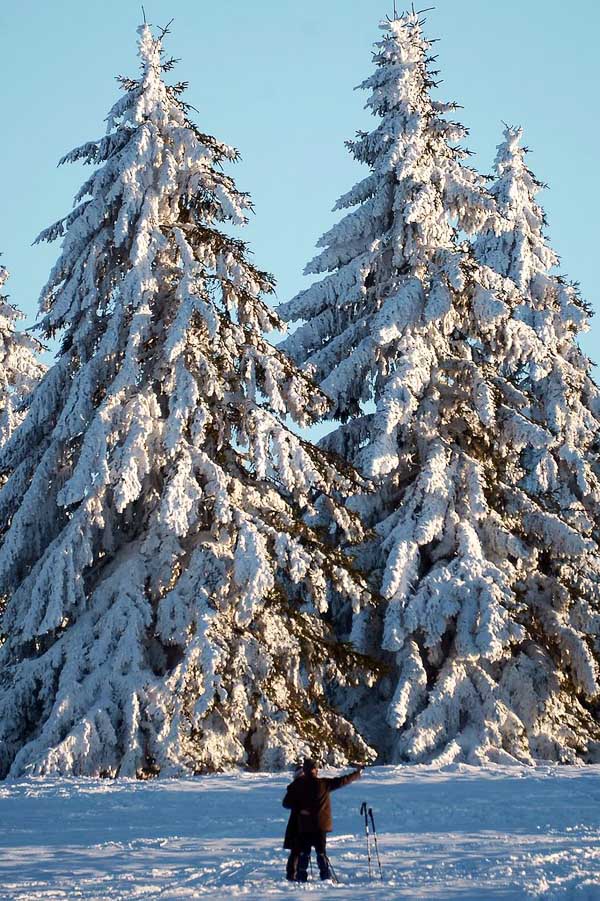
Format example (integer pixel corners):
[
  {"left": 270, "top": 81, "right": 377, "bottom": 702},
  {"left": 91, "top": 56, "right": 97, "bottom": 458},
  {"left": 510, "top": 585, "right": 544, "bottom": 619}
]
[
  {"left": 283, "top": 810, "right": 299, "bottom": 850},
  {"left": 282, "top": 770, "right": 361, "bottom": 834},
  {"left": 283, "top": 773, "right": 304, "bottom": 850}
]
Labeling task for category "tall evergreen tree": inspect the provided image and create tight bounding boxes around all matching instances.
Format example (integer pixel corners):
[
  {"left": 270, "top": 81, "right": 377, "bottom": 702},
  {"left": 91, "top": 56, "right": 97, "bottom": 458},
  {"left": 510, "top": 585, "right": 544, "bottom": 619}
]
[
  {"left": 0, "top": 263, "right": 46, "bottom": 447},
  {"left": 0, "top": 24, "right": 375, "bottom": 778},
  {"left": 472, "top": 126, "right": 600, "bottom": 755},
  {"left": 279, "top": 14, "right": 600, "bottom": 764}
]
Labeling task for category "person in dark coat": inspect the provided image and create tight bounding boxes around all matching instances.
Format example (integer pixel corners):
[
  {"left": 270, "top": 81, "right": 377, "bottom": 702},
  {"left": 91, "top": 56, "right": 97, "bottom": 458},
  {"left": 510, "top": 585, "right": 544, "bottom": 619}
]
[
  {"left": 283, "top": 764, "right": 304, "bottom": 881},
  {"left": 282, "top": 758, "right": 362, "bottom": 882}
]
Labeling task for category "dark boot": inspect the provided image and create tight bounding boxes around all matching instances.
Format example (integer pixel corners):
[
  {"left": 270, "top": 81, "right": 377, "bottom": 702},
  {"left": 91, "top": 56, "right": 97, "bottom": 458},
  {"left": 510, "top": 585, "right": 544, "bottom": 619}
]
[
  {"left": 297, "top": 851, "right": 310, "bottom": 882},
  {"left": 316, "top": 853, "right": 331, "bottom": 881}
]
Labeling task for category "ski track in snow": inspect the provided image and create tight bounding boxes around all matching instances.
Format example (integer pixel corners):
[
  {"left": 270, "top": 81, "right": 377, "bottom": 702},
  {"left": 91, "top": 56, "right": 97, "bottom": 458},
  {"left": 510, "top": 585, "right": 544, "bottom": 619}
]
[{"left": 1, "top": 765, "right": 600, "bottom": 900}]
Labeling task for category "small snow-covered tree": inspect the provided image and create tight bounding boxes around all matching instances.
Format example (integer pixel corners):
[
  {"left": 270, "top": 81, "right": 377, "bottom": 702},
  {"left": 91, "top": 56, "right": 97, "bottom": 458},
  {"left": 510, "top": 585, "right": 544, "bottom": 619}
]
[
  {"left": 0, "top": 24, "right": 375, "bottom": 779},
  {"left": 279, "top": 14, "right": 600, "bottom": 764},
  {"left": 0, "top": 263, "right": 46, "bottom": 447}
]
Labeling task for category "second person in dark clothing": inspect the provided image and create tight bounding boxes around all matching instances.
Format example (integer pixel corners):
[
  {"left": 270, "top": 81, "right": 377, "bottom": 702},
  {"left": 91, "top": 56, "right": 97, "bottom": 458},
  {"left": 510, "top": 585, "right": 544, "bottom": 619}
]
[
  {"left": 283, "top": 764, "right": 304, "bottom": 881},
  {"left": 282, "top": 758, "right": 362, "bottom": 881}
]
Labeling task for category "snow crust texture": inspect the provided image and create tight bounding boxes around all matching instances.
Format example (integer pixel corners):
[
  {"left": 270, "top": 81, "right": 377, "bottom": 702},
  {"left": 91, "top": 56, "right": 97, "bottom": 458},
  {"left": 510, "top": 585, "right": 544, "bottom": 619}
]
[
  {"left": 279, "top": 14, "right": 600, "bottom": 766},
  {"left": 1, "top": 766, "right": 600, "bottom": 899}
]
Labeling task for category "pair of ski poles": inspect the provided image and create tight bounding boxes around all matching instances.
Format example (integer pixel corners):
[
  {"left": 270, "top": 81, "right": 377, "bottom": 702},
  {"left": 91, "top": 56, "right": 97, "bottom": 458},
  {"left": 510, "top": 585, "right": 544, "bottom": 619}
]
[
  {"left": 360, "top": 801, "right": 383, "bottom": 880},
  {"left": 305, "top": 802, "right": 381, "bottom": 885}
]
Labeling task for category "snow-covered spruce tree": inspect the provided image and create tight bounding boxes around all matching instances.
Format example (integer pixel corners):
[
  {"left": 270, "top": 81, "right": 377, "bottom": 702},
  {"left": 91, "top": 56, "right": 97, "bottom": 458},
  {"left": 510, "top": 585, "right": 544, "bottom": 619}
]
[
  {"left": 0, "top": 263, "right": 46, "bottom": 448},
  {"left": 470, "top": 126, "right": 600, "bottom": 754},
  {"left": 0, "top": 24, "right": 376, "bottom": 779},
  {"left": 279, "top": 14, "right": 600, "bottom": 764}
]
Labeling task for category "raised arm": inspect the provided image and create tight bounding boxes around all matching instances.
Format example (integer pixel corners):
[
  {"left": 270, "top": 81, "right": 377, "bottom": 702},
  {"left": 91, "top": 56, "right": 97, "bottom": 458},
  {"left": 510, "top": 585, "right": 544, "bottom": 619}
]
[{"left": 325, "top": 768, "right": 363, "bottom": 792}]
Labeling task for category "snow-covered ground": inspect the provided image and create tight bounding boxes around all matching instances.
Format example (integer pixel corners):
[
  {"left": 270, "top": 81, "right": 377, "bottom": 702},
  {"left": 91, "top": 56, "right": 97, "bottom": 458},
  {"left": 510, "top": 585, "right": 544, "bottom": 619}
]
[{"left": 1, "top": 765, "right": 600, "bottom": 900}]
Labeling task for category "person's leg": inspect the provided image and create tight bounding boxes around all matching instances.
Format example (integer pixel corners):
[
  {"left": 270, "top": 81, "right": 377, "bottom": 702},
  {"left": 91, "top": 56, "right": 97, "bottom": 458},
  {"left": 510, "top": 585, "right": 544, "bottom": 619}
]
[
  {"left": 286, "top": 848, "right": 300, "bottom": 881},
  {"left": 315, "top": 832, "right": 331, "bottom": 880},
  {"left": 297, "top": 834, "right": 311, "bottom": 883}
]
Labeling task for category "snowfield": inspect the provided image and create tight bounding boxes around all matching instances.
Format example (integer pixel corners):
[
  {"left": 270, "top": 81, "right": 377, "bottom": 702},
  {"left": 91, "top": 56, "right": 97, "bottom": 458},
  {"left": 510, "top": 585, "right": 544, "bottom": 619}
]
[{"left": 1, "top": 765, "right": 600, "bottom": 900}]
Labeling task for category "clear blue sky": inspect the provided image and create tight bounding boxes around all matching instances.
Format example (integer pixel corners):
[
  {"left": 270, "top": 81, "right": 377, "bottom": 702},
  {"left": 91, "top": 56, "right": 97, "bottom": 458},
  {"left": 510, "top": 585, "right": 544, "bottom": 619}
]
[{"left": 1, "top": 0, "right": 598, "bottom": 365}]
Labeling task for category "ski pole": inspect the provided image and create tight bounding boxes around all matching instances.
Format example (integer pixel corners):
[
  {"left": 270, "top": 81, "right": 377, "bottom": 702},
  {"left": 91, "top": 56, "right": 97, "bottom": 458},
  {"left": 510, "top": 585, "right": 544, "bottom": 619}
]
[
  {"left": 368, "top": 807, "right": 383, "bottom": 879},
  {"left": 360, "top": 801, "right": 373, "bottom": 879},
  {"left": 325, "top": 854, "right": 339, "bottom": 884}
]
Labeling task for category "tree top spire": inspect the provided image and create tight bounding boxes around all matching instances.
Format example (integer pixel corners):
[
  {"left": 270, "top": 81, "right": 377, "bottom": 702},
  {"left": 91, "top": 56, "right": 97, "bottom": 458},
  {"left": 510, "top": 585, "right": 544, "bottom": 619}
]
[
  {"left": 137, "top": 22, "right": 163, "bottom": 76},
  {"left": 497, "top": 124, "right": 527, "bottom": 167}
]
